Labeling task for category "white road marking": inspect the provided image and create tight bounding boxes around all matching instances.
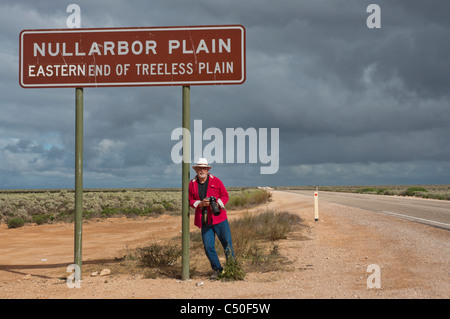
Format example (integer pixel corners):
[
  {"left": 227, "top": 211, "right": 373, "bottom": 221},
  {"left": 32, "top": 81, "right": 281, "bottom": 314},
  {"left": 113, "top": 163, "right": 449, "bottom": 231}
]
[{"left": 381, "top": 211, "right": 450, "bottom": 228}]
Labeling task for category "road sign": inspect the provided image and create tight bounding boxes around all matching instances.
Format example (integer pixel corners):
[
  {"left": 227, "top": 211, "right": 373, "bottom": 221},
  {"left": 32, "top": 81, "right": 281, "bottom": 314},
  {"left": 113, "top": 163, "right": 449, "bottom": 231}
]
[{"left": 19, "top": 25, "right": 245, "bottom": 88}]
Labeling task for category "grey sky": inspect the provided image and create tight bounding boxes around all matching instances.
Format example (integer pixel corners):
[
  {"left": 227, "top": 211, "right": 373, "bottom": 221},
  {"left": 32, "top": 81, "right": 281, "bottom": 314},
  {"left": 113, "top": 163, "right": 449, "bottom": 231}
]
[{"left": 1, "top": 0, "right": 449, "bottom": 189}]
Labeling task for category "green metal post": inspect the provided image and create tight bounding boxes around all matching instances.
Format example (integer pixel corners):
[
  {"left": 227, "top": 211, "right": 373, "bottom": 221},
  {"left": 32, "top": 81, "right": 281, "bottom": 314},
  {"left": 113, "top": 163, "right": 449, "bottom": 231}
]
[
  {"left": 74, "top": 87, "right": 83, "bottom": 277},
  {"left": 181, "top": 85, "right": 191, "bottom": 281}
]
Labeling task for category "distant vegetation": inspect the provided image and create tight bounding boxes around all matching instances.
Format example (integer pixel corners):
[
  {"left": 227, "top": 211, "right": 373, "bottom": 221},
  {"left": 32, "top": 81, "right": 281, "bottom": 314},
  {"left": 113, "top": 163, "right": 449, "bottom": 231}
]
[
  {"left": 226, "top": 188, "right": 272, "bottom": 209},
  {"left": 0, "top": 187, "right": 271, "bottom": 228},
  {"left": 275, "top": 185, "right": 450, "bottom": 200}
]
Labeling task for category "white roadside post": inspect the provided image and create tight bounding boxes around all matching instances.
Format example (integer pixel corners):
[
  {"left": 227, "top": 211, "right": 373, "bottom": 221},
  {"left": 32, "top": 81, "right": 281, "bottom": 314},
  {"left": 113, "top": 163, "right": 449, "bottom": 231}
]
[{"left": 314, "top": 187, "right": 319, "bottom": 221}]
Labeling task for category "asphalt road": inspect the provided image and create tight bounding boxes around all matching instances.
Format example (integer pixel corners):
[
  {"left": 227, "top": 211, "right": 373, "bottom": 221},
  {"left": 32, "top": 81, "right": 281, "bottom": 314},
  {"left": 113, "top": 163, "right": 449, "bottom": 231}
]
[{"left": 282, "top": 190, "right": 450, "bottom": 231}]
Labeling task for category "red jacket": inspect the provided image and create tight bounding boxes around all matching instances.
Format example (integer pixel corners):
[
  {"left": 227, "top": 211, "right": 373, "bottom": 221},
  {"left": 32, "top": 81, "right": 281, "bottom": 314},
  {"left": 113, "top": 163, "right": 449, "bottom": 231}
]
[{"left": 188, "top": 174, "right": 229, "bottom": 228}]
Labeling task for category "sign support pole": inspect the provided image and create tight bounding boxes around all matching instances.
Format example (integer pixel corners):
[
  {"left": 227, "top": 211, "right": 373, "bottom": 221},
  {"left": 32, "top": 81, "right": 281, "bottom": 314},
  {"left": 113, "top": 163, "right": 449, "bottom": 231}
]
[
  {"left": 181, "top": 85, "right": 191, "bottom": 281},
  {"left": 74, "top": 87, "right": 84, "bottom": 277}
]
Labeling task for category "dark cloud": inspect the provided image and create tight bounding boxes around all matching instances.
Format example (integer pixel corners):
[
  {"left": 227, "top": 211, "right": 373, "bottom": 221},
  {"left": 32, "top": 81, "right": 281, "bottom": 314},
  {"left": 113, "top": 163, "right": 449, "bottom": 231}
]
[{"left": 1, "top": 0, "right": 449, "bottom": 188}]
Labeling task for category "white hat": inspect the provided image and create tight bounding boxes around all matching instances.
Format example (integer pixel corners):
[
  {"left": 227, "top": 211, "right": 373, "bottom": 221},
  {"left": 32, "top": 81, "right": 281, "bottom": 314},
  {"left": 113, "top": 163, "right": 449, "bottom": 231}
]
[{"left": 192, "top": 158, "right": 211, "bottom": 169}]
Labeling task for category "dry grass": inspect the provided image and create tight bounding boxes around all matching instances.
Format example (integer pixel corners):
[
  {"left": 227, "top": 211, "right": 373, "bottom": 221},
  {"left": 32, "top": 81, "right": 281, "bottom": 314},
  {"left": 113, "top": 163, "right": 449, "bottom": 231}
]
[
  {"left": 226, "top": 188, "right": 272, "bottom": 209},
  {"left": 108, "top": 209, "right": 302, "bottom": 281}
]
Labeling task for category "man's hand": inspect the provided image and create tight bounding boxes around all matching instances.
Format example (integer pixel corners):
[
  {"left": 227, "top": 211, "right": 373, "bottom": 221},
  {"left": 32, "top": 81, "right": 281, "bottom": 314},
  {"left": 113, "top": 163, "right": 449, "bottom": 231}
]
[{"left": 199, "top": 198, "right": 210, "bottom": 208}]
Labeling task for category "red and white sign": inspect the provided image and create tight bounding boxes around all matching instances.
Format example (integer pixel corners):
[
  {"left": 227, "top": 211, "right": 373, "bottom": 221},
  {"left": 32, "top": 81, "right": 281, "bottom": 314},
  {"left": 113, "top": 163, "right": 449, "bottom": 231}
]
[{"left": 19, "top": 25, "right": 245, "bottom": 88}]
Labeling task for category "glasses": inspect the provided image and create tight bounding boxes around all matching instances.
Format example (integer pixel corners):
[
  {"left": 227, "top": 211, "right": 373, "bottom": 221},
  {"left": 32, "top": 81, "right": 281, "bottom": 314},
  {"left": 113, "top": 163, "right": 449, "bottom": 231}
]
[{"left": 195, "top": 167, "right": 209, "bottom": 171}]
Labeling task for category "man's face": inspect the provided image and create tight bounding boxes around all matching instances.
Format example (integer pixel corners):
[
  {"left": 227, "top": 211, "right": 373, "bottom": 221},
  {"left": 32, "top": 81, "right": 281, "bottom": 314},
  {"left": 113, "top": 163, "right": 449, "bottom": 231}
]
[{"left": 195, "top": 167, "right": 210, "bottom": 178}]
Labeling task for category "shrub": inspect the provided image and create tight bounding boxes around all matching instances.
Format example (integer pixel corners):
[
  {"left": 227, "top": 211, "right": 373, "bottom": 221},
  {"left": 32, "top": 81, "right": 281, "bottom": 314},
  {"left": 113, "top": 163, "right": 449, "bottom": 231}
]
[
  {"left": 101, "top": 207, "right": 119, "bottom": 217},
  {"left": 220, "top": 254, "right": 245, "bottom": 281},
  {"left": 229, "top": 209, "right": 301, "bottom": 265},
  {"left": 32, "top": 214, "right": 52, "bottom": 225},
  {"left": 356, "top": 187, "right": 378, "bottom": 194},
  {"left": 407, "top": 187, "right": 428, "bottom": 192},
  {"left": 227, "top": 189, "right": 272, "bottom": 209},
  {"left": 402, "top": 187, "right": 428, "bottom": 197},
  {"left": 150, "top": 204, "right": 166, "bottom": 214},
  {"left": 7, "top": 217, "right": 25, "bottom": 229},
  {"left": 231, "top": 210, "right": 300, "bottom": 242},
  {"left": 137, "top": 243, "right": 181, "bottom": 268}
]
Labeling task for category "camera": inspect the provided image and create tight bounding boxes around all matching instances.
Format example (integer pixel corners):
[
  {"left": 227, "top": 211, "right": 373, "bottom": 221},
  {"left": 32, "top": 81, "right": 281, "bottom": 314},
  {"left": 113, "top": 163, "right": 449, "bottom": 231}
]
[{"left": 209, "top": 196, "right": 221, "bottom": 216}]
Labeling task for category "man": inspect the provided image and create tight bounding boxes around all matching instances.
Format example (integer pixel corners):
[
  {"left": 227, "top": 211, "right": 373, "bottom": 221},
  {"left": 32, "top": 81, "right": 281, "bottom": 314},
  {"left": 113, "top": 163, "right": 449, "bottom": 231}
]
[{"left": 188, "top": 158, "right": 235, "bottom": 279}]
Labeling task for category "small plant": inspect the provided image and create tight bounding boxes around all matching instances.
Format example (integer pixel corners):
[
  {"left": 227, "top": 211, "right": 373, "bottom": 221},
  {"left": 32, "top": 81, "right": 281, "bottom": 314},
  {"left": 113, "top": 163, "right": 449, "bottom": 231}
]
[
  {"left": 7, "top": 217, "right": 25, "bottom": 229},
  {"left": 220, "top": 254, "right": 245, "bottom": 281},
  {"left": 32, "top": 214, "right": 52, "bottom": 225},
  {"left": 137, "top": 243, "right": 181, "bottom": 268}
]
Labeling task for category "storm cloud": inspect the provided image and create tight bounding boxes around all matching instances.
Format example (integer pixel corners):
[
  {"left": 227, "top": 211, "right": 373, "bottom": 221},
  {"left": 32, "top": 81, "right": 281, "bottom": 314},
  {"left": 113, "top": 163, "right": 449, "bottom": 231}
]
[{"left": 0, "top": 0, "right": 449, "bottom": 189}]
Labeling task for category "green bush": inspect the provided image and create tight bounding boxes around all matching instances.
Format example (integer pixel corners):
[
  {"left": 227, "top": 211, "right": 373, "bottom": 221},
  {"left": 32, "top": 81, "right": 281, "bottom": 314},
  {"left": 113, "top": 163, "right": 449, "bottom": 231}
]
[
  {"left": 7, "top": 217, "right": 25, "bottom": 229},
  {"left": 402, "top": 187, "right": 428, "bottom": 197},
  {"left": 32, "top": 214, "right": 52, "bottom": 225},
  {"left": 220, "top": 254, "right": 246, "bottom": 281}
]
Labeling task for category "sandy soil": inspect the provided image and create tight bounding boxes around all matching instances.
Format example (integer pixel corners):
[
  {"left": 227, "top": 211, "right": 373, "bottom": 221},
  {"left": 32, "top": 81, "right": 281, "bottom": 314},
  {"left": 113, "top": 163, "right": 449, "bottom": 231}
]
[{"left": 0, "top": 190, "right": 448, "bottom": 299}]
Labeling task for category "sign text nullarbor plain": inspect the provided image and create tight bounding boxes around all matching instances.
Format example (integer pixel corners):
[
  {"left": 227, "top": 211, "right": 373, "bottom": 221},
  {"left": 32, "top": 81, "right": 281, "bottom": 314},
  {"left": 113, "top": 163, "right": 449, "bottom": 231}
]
[{"left": 32, "top": 38, "right": 232, "bottom": 57}]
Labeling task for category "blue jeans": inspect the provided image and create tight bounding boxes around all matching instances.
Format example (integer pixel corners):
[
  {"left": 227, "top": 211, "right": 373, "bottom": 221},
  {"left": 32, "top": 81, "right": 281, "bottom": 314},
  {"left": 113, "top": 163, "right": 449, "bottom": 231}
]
[{"left": 201, "top": 219, "right": 235, "bottom": 272}]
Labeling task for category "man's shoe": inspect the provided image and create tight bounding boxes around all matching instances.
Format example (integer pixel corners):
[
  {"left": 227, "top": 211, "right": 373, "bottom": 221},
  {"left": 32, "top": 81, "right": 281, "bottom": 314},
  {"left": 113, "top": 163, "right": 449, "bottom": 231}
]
[{"left": 210, "top": 270, "right": 224, "bottom": 280}]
